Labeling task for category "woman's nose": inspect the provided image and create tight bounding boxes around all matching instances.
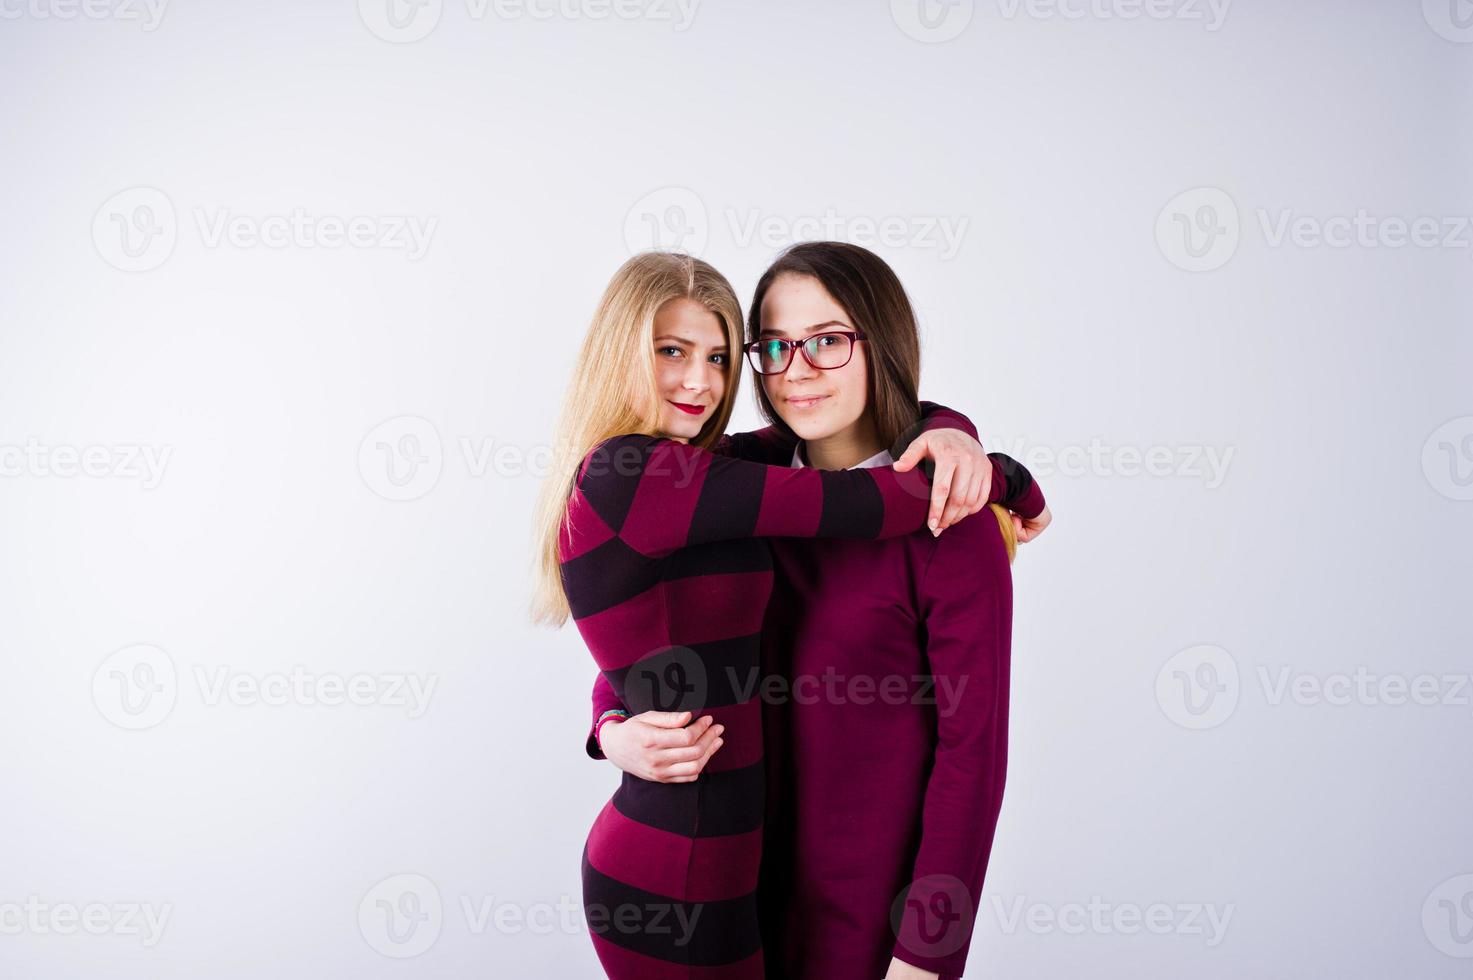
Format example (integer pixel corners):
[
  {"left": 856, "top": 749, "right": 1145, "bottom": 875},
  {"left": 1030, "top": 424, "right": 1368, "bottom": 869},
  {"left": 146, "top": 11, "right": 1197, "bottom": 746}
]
[
  {"left": 785, "top": 348, "right": 818, "bottom": 380},
  {"left": 683, "top": 362, "right": 712, "bottom": 391}
]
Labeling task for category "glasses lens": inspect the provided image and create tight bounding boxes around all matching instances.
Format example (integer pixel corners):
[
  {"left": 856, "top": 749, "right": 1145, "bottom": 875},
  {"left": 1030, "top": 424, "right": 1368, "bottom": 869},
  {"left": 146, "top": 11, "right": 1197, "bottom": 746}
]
[
  {"left": 804, "top": 333, "right": 853, "bottom": 369},
  {"left": 748, "top": 339, "right": 791, "bottom": 374}
]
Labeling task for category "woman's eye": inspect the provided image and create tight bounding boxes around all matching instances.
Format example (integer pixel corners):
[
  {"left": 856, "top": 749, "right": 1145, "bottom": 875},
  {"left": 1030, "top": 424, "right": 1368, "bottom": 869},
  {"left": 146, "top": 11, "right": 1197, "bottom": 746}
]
[
  {"left": 658, "top": 346, "right": 684, "bottom": 358},
  {"left": 709, "top": 353, "right": 728, "bottom": 367},
  {"left": 814, "top": 335, "right": 837, "bottom": 347}
]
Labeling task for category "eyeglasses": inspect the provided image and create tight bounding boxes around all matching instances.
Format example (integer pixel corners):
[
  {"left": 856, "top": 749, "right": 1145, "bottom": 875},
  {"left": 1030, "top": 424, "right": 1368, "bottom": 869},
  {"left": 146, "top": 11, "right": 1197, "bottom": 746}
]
[{"left": 743, "top": 330, "right": 867, "bottom": 376}]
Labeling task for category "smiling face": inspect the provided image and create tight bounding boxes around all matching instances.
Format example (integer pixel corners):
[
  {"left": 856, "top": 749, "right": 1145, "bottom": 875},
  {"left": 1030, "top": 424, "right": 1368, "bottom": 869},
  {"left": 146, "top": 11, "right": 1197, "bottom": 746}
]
[
  {"left": 756, "top": 273, "right": 870, "bottom": 443},
  {"left": 637, "top": 296, "right": 731, "bottom": 442}
]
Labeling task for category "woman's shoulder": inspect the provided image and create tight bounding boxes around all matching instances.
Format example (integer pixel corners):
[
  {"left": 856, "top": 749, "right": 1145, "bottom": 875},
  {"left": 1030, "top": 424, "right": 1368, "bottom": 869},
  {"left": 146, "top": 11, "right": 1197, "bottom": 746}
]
[{"left": 576, "top": 432, "right": 682, "bottom": 491}]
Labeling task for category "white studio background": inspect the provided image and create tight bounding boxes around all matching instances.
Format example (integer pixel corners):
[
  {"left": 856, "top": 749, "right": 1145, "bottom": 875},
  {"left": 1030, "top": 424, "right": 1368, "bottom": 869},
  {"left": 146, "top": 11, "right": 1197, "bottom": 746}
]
[{"left": 1, "top": 1, "right": 1469, "bottom": 977}]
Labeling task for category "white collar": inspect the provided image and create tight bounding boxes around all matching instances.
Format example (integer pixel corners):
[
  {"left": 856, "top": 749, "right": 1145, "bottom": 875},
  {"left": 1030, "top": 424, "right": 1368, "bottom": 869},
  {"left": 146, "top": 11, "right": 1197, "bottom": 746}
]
[{"left": 790, "top": 442, "right": 895, "bottom": 470}]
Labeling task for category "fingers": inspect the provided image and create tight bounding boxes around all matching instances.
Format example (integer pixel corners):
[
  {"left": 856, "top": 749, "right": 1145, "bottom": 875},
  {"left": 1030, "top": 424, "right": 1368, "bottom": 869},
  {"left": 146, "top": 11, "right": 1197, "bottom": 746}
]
[
  {"left": 892, "top": 438, "right": 925, "bottom": 472},
  {"left": 929, "top": 455, "right": 954, "bottom": 535},
  {"left": 641, "top": 714, "right": 713, "bottom": 749},
  {"left": 662, "top": 732, "right": 724, "bottom": 781},
  {"left": 638, "top": 710, "right": 693, "bottom": 729},
  {"left": 940, "top": 465, "right": 983, "bottom": 530},
  {"left": 658, "top": 723, "right": 723, "bottom": 764}
]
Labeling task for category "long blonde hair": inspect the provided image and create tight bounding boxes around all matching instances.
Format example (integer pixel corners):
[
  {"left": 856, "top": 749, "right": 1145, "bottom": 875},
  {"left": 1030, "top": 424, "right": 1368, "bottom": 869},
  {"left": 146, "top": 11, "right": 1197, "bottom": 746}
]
[{"left": 529, "top": 252, "right": 746, "bottom": 627}]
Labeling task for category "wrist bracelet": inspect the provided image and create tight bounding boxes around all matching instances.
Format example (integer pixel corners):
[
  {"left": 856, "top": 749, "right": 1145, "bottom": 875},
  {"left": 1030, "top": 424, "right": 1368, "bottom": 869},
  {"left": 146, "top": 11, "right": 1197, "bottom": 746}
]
[{"left": 594, "top": 709, "right": 630, "bottom": 750}]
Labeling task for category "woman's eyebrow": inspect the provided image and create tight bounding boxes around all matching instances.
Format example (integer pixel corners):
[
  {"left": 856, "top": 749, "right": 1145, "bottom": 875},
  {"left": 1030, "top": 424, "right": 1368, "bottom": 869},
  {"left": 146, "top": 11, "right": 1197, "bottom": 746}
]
[
  {"left": 654, "top": 334, "right": 728, "bottom": 351},
  {"left": 759, "top": 320, "right": 848, "bottom": 338}
]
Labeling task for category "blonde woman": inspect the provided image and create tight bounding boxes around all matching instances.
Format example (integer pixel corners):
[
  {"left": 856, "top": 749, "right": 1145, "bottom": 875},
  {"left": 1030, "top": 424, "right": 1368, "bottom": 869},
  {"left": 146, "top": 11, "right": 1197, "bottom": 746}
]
[{"left": 532, "top": 252, "right": 1003, "bottom": 977}]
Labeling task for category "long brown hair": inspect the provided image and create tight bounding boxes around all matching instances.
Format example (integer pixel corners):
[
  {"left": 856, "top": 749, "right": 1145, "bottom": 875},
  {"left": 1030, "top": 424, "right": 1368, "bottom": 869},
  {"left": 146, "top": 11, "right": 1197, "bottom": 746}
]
[
  {"left": 529, "top": 252, "right": 746, "bottom": 627},
  {"left": 746, "top": 242, "right": 923, "bottom": 451},
  {"left": 749, "top": 243, "right": 1019, "bottom": 564}
]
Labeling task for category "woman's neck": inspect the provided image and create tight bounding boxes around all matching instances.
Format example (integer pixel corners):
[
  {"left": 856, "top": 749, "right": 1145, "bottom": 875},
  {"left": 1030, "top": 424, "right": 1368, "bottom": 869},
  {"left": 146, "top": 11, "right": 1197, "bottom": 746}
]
[{"left": 802, "top": 417, "right": 885, "bottom": 470}]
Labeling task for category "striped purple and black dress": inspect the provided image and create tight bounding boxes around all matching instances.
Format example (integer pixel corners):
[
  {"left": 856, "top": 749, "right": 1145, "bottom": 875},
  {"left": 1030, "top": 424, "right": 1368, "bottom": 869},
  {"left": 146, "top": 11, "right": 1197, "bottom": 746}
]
[{"left": 558, "top": 430, "right": 942, "bottom": 978}]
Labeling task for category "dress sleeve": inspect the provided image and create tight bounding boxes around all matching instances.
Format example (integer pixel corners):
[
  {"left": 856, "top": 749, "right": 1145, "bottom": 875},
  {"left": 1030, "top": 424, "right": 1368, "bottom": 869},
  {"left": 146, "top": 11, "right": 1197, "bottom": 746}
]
[
  {"left": 715, "top": 401, "right": 966, "bottom": 465},
  {"left": 710, "top": 427, "right": 798, "bottom": 464},
  {"left": 585, "top": 672, "right": 625, "bottom": 760},
  {"left": 571, "top": 434, "right": 936, "bottom": 559},
  {"left": 890, "top": 510, "right": 1013, "bottom": 977}
]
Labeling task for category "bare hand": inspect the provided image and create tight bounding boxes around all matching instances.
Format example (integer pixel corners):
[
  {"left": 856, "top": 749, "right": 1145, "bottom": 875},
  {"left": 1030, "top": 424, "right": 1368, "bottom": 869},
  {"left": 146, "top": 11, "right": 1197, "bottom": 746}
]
[
  {"left": 885, "top": 957, "right": 940, "bottom": 980},
  {"left": 1009, "top": 502, "right": 1052, "bottom": 543},
  {"left": 599, "top": 710, "right": 724, "bottom": 784},
  {"left": 892, "top": 428, "right": 991, "bottom": 535}
]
